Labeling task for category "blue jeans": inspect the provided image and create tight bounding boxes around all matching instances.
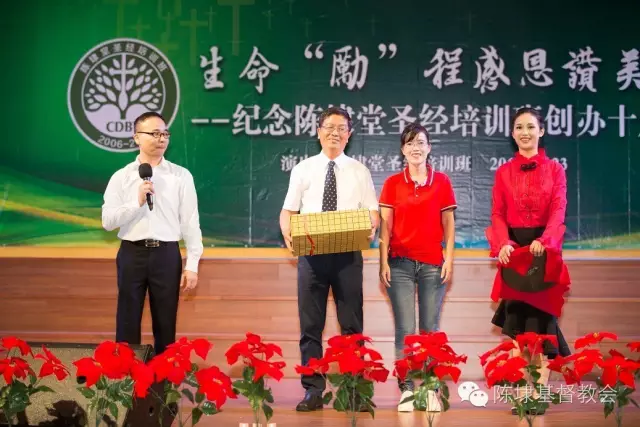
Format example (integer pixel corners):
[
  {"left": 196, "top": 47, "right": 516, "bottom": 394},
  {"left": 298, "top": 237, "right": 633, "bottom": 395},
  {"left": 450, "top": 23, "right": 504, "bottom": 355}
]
[{"left": 386, "top": 257, "right": 447, "bottom": 362}]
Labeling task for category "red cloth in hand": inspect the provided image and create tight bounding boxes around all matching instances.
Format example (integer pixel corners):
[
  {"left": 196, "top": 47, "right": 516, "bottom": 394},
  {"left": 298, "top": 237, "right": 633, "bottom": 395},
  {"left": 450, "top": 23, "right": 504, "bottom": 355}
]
[{"left": 490, "top": 245, "right": 571, "bottom": 317}]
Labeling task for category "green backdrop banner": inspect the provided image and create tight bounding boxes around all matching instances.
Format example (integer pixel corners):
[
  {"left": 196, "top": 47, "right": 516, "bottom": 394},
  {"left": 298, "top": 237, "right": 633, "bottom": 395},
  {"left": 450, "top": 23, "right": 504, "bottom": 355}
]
[{"left": 1, "top": 0, "right": 639, "bottom": 249}]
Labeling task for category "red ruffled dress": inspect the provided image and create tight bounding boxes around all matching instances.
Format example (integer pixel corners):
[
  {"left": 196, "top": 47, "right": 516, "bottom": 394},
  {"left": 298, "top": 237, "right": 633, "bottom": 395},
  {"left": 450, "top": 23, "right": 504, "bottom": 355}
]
[{"left": 486, "top": 149, "right": 572, "bottom": 359}]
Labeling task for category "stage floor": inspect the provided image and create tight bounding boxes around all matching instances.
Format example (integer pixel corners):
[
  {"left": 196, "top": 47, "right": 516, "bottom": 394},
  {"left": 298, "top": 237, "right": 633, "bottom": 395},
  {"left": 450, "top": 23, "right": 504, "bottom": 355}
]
[{"left": 173, "top": 379, "right": 640, "bottom": 426}]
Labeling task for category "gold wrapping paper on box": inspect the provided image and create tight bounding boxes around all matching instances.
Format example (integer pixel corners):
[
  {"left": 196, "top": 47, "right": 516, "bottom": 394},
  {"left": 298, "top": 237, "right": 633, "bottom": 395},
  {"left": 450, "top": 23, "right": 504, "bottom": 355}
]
[{"left": 291, "top": 209, "right": 372, "bottom": 256}]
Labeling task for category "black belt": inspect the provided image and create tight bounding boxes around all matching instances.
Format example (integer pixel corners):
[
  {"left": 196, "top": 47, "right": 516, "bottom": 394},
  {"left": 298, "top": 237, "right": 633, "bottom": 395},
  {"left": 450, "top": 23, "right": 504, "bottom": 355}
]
[{"left": 127, "top": 239, "right": 177, "bottom": 248}]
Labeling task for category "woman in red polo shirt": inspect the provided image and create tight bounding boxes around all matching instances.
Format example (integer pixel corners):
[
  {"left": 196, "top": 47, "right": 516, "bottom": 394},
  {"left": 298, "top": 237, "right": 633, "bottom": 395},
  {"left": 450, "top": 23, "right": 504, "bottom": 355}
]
[
  {"left": 486, "top": 107, "right": 572, "bottom": 414},
  {"left": 378, "top": 122, "right": 457, "bottom": 412}
]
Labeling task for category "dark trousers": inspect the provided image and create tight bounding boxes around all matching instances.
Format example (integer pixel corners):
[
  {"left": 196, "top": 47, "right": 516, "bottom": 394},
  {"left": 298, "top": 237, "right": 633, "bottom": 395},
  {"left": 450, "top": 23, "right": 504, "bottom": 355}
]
[
  {"left": 115, "top": 240, "right": 182, "bottom": 356},
  {"left": 297, "top": 251, "right": 364, "bottom": 394}
]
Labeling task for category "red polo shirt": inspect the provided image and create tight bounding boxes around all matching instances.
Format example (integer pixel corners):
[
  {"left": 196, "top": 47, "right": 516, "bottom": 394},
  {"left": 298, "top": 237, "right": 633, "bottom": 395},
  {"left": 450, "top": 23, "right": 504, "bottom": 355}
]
[{"left": 379, "top": 166, "right": 457, "bottom": 266}]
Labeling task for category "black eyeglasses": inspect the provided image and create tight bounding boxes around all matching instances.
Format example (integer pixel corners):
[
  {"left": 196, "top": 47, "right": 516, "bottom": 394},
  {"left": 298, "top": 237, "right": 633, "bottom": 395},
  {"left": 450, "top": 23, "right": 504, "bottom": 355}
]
[{"left": 137, "top": 131, "right": 171, "bottom": 139}]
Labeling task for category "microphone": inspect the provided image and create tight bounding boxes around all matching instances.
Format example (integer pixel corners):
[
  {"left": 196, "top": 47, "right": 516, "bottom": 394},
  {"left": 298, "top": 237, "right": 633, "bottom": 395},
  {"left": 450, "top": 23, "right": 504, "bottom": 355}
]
[{"left": 138, "top": 163, "right": 153, "bottom": 211}]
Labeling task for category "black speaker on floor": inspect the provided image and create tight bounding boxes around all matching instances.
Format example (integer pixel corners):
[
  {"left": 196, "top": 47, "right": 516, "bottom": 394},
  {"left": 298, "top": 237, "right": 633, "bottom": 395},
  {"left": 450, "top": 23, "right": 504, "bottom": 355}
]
[{"left": 0, "top": 342, "right": 174, "bottom": 427}]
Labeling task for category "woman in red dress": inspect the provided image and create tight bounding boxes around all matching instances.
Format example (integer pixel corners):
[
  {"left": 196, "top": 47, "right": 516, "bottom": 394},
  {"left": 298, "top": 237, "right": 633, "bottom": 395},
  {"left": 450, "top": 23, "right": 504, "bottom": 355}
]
[{"left": 486, "top": 107, "right": 571, "bottom": 414}]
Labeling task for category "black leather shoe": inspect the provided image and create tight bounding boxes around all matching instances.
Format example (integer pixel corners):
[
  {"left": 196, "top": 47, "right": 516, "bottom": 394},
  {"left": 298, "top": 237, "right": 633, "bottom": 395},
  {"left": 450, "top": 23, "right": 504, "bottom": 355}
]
[{"left": 296, "top": 392, "right": 324, "bottom": 412}]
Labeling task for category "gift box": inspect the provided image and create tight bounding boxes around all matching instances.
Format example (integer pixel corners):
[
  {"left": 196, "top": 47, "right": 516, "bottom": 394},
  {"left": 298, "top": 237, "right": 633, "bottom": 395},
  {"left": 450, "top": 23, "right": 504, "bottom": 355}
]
[{"left": 290, "top": 209, "right": 372, "bottom": 256}]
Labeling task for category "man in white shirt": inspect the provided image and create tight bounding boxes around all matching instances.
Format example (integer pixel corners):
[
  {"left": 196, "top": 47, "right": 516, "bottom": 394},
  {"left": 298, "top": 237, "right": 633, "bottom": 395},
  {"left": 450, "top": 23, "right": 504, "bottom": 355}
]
[
  {"left": 102, "top": 111, "right": 203, "bottom": 356},
  {"left": 280, "top": 107, "right": 379, "bottom": 411}
]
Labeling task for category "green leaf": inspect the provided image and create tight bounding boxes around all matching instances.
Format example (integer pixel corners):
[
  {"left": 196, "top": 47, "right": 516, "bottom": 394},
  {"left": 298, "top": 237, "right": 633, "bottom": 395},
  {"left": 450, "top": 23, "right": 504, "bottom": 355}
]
[
  {"left": 121, "top": 379, "right": 133, "bottom": 393},
  {"left": 619, "top": 396, "right": 629, "bottom": 407},
  {"left": 201, "top": 401, "right": 218, "bottom": 415},
  {"left": 181, "top": 389, "right": 195, "bottom": 403},
  {"left": 399, "top": 393, "right": 414, "bottom": 405},
  {"left": 249, "top": 396, "right": 261, "bottom": 413},
  {"left": 96, "top": 376, "right": 108, "bottom": 391},
  {"left": 165, "top": 389, "right": 181, "bottom": 405},
  {"left": 121, "top": 395, "right": 133, "bottom": 410},
  {"left": 263, "top": 402, "right": 274, "bottom": 422},
  {"left": 106, "top": 383, "right": 120, "bottom": 401},
  {"left": 231, "top": 380, "right": 250, "bottom": 393},
  {"left": 322, "top": 391, "right": 333, "bottom": 405},
  {"left": 195, "top": 392, "right": 205, "bottom": 404},
  {"left": 620, "top": 387, "right": 634, "bottom": 398},
  {"left": 529, "top": 370, "right": 541, "bottom": 383},
  {"left": 28, "top": 374, "right": 37, "bottom": 386},
  {"left": 184, "top": 374, "right": 199, "bottom": 389},
  {"left": 243, "top": 366, "right": 255, "bottom": 383},
  {"left": 441, "top": 383, "right": 450, "bottom": 400},
  {"left": 441, "top": 397, "right": 450, "bottom": 412},
  {"left": 33, "top": 385, "right": 55, "bottom": 394},
  {"left": 327, "top": 374, "right": 343, "bottom": 386},
  {"left": 334, "top": 387, "right": 348, "bottom": 412},
  {"left": 191, "top": 408, "right": 203, "bottom": 425},
  {"left": 7, "top": 389, "right": 30, "bottom": 414},
  {"left": 109, "top": 403, "right": 119, "bottom": 420},
  {"left": 423, "top": 375, "right": 440, "bottom": 390},
  {"left": 264, "top": 389, "right": 274, "bottom": 404},
  {"left": 413, "top": 386, "right": 428, "bottom": 411},
  {"left": 366, "top": 404, "right": 375, "bottom": 419},
  {"left": 604, "top": 401, "right": 615, "bottom": 418},
  {"left": 77, "top": 387, "right": 96, "bottom": 399},
  {"left": 356, "top": 381, "right": 374, "bottom": 398}
]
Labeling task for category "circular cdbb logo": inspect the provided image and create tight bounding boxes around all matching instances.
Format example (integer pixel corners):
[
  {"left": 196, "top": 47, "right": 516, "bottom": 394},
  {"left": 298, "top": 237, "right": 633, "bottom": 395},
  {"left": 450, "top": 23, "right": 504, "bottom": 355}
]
[{"left": 67, "top": 38, "right": 180, "bottom": 152}]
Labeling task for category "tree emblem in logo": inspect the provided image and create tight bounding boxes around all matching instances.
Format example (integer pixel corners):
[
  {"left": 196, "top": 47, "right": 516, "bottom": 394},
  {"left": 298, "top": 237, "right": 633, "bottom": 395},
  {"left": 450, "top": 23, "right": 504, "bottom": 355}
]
[{"left": 68, "top": 38, "right": 180, "bottom": 152}]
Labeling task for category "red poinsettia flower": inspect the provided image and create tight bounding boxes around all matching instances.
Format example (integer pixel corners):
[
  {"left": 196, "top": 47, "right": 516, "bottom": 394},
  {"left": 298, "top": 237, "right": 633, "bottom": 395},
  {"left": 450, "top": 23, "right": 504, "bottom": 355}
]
[
  {"left": 574, "top": 332, "right": 618, "bottom": 349},
  {"left": 148, "top": 353, "right": 192, "bottom": 385},
  {"left": 547, "top": 355, "right": 583, "bottom": 385},
  {"left": 165, "top": 337, "right": 212, "bottom": 361},
  {"left": 0, "top": 337, "right": 33, "bottom": 357},
  {"left": 627, "top": 341, "right": 640, "bottom": 353},
  {"left": 598, "top": 349, "right": 640, "bottom": 389},
  {"left": 433, "top": 363, "right": 462, "bottom": 382},
  {"left": 479, "top": 340, "right": 517, "bottom": 367},
  {"left": 245, "top": 333, "right": 283, "bottom": 359},
  {"left": 73, "top": 357, "right": 103, "bottom": 387},
  {"left": 0, "top": 357, "right": 34, "bottom": 384},
  {"left": 225, "top": 333, "right": 283, "bottom": 365},
  {"left": 130, "top": 360, "right": 155, "bottom": 398},
  {"left": 252, "top": 359, "right": 286, "bottom": 381},
  {"left": 569, "top": 349, "right": 603, "bottom": 377},
  {"left": 337, "top": 352, "right": 367, "bottom": 375},
  {"left": 35, "top": 345, "right": 69, "bottom": 380},
  {"left": 394, "top": 331, "right": 467, "bottom": 386},
  {"left": 363, "top": 360, "right": 390, "bottom": 383},
  {"left": 484, "top": 353, "right": 528, "bottom": 387},
  {"left": 406, "top": 342, "right": 457, "bottom": 365},
  {"left": 195, "top": 366, "right": 237, "bottom": 410},
  {"left": 295, "top": 357, "right": 330, "bottom": 376},
  {"left": 393, "top": 357, "right": 422, "bottom": 381},
  {"left": 356, "top": 346, "right": 383, "bottom": 362},
  {"left": 94, "top": 341, "right": 135, "bottom": 379},
  {"left": 405, "top": 331, "right": 449, "bottom": 348},
  {"left": 515, "top": 332, "right": 558, "bottom": 357},
  {"left": 327, "top": 333, "right": 372, "bottom": 349}
]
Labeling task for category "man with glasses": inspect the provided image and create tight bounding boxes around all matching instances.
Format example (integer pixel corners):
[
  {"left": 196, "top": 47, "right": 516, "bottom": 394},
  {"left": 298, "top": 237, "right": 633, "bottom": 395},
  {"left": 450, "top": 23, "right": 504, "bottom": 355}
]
[
  {"left": 280, "top": 106, "right": 379, "bottom": 411},
  {"left": 102, "top": 111, "right": 203, "bottom": 357}
]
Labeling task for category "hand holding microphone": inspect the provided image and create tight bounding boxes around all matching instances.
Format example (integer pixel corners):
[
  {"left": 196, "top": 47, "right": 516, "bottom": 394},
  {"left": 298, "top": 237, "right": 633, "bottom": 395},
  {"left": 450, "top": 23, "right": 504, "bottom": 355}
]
[{"left": 138, "top": 163, "right": 154, "bottom": 210}]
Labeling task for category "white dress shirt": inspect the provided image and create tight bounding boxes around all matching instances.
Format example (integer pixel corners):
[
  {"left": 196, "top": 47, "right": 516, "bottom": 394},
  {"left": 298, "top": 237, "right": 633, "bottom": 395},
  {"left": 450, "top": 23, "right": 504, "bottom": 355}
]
[
  {"left": 283, "top": 152, "right": 379, "bottom": 213},
  {"left": 102, "top": 156, "right": 204, "bottom": 273}
]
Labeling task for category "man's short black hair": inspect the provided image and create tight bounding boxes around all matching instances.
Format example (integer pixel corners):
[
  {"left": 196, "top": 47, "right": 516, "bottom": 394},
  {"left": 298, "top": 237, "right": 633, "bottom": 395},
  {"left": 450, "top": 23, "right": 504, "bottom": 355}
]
[
  {"left": 134, "top": 111, "right": 166, "bottom": 132},
  {"left": 318, "top": 106, "right": 353, "bottom": 130}
]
